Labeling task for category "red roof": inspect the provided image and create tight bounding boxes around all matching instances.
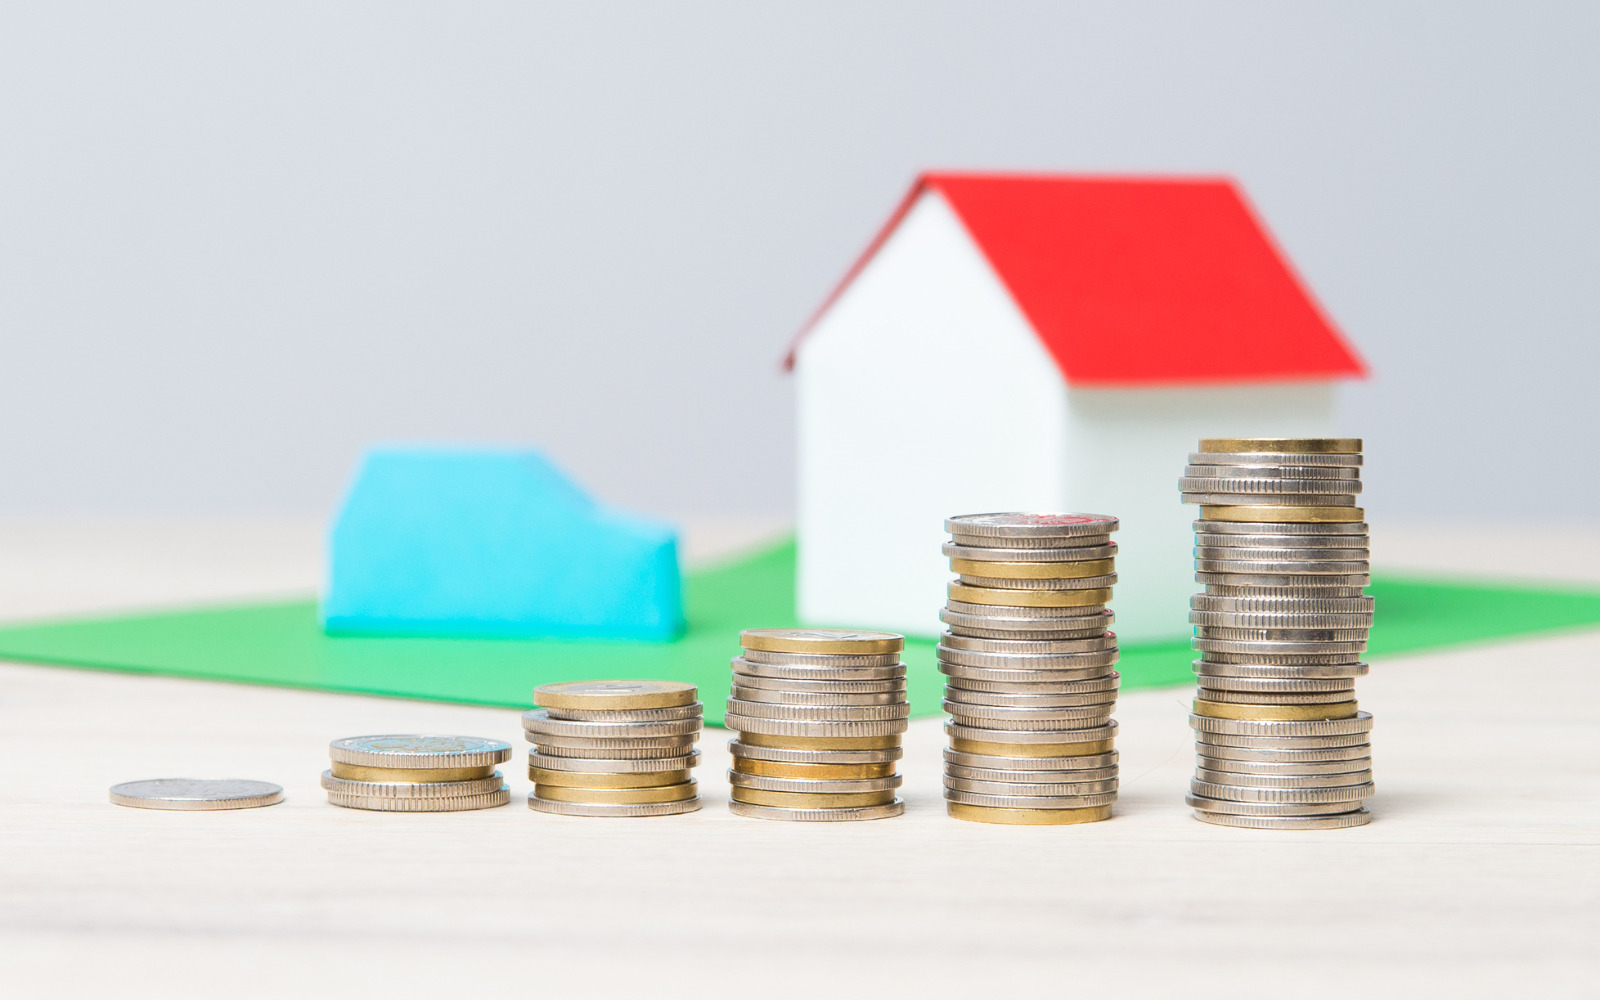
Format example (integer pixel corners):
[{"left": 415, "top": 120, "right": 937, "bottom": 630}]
[{"left": 786, "top": 172, "right": 1366, "bottom": 385}]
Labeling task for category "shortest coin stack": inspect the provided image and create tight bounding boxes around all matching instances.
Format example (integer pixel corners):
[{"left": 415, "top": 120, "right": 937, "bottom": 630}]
[
  {"left": 725, "top": 629, "right": 908, "bottom": 822},
  {"left": 323, "top": 735, "right": 512, "bottom": 811},
  {"left": 524, "top": 680, "right": 704, "bottom": 817}
]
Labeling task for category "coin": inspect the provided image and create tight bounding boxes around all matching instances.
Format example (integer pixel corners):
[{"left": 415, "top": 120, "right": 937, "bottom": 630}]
[
  {"left": 730, "top": 787, "right": 898, "bottom": 809},
  {"left": 740, "top": 629, "right": 904, "bottom": 655},
  {"left": 1198, "top": 438, "right": 1362, "bottom": 454},
  {"left": 109, "top": 778, "right": 284, "bottom": 811},
  {"left": 948, "top": 585, "right": 1114, "bottom": 608},
  {"left": 728, "top": 800, "right": 904, "bottom": 822},
  {"left": 946, "top": 775, "right": 1118, "bottom": 796},
  {"left": 542, "top": 703, "right": 705, "bottom": 723},
  {"left": 529, "top": 768, "right": 692, "bottom": 788},
  {"left": 944, "top": 788, "right": 1118, "bottom": 809},
  {"left": 730, "top": 684, "right": 903, "bottom": 707},
  {"left": 945, "top": 719, "right": 1118, "bottom": 745},
  {"left": 1191, "top": 809, "right": 1371, "bottom": 830},
  {"left": 328, "top": 763, "right": 495, "bottom": 782},
  {"left": 945, "top": 512, "right": 1120, "bottom": 539},
  {"left": 945, "top": 674, "right": 1120, "bottom": 695},
  {"left": 943, "top": 748, "right": 1118, "bottom": 771},
  {"left": 1191, "top": 711, "right": 1374, "bottom": 737},
  {"left": 1195, "top": 559, "right": 1370, "bottom": 577},
  {"left": 957, "top": 572, "right": 1119, "bottom": 591},
  {"left": 327, "top": 788, "right": 511, "bottom": 812},
  {"left": 1194, "top": 766, "right": 1373, "bottom": 787},
  {"left": 950, "top": 737, "right": 1115, "bottom": 757},
  {"left": 943, "top": 687, "right": 1118, "bottom": 709},
  {"left": 732, "top": 758, "right": 898, "bottom": 779},
  {"left": 533, "top": 680, "right": 698, "bottom": 711},
  {"left": 727, "top": 739, "right": 903, "bottom": 763},
  {"left": 1197, "top": 743, "right": 1370, "bottom": 763},
  {"left": 526, "top": 737, "right": 699, "bottom": 757},
  {"left": 1189, "top": 450, "right": 1362, "bottom": 467},
  {"left": 940, "top": 632, "right": 1117, "bottom": 654},
  {"left": 320, "top": 771, "right": 505, "bottom": 797},
  {"left": 1196, "top": 573, "right": 1371, "bottom": 588},
  {"left": 944, "top": 763, "right": 1120, "bottom": 784},
  {"left": 1199, "top": 506, "right": 1367, "bottom": 523},
  {"left": 943, "top": 541, "right": 1118, "bottom": 563},
  {"left": 528, "top": 795, "right": 701, "bottom": 818},
  {"left": 737, "top": 732, "right": 902, "bottom": 751},
  {"left": 733, "top": 673, "right": 907, "bottom": 693},
  {"left": 1186, "top": 493, "right": 1358, "bottom": 507},
  {"left": 1189, "top": 779, "right": 1374, "bottom": 804},
  {"left": 723, "top": 713, "right": 909, "bottom": 738},
  {"left": 1188, "top": 610, "right": 1374, "bottom": 629},
  {"left": 526, "top": 749, "right": 701, "bottom": 773},
  {"left": 950, "top": 557, "right": 1117, "bottom": 579},
  {"left": 1185, "top": 793, "right": 1362, "bottom": 816},
  {"left": 328, "top": 735, "right": 513, "bottom": 769},
  {"left": 724, "top": 699, "right": 910, "bottom": 722},
  {"left": 1193, "top": 674, "right": 1356, "bottom": 693},
  {"left": 943, "top": 701, "right": 1115, "bottom": 726},
  {"left": 1193, "top": 699, "right": 1359, "bottom": 721},
  {"left": 939, "top": 662, "right": 1116, "bottom": 684},
  {"left": 1183, "top": 464, "right": 1361, "bottom": 480},
  {"left": 945, "top": 600, "right": 1112, "bottom": 622},
  {"left": 1180, "top": 477, "right": 1361, "bottom": 496},
  {"left": 520, "top": 710, "right": 702, "bottom": 740},
  {"left": 731, "top": 657, "right": 906, "bottom": 681},
  {"left": 1193, "top": 638, "right": 1368, "bottom": 655},
  {"left": 936, "top": 645, "right": 1119, "bottom": 670},
  {"left": 739, "top": 649, "right": 904, "bottom": 668},
  {"left": 1195, "top": 519, "right": 1368, "bottom": 535},
  {"left": 727, "top": 771, "right": 903, "bottom": 794},
  {"left": 1194, "top": 660, "right": 1369, "bottom": 679},
  {"left": 534, "top": 780, "right": 698, "bottom": 805},
  {"left": 946, "top": 802, "right": 1112, "bottom": 825}
]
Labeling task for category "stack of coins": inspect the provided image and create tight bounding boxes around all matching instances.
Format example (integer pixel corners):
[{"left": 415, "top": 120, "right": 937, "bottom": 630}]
[
  {"left": 938, "top": 513, "right": 1122, "bottom": 826},
  {"left": 1179, "top": 437, "right": 1376, "bottom": 830},
  {"left": 322, "top": 735, "right": 512, "bottom": 811},
  {"left": 523, "top": 680, "right": 703, "bottom": 817},
  {"left": 724, "top": 629, "right": 907, "bottom": 821}
]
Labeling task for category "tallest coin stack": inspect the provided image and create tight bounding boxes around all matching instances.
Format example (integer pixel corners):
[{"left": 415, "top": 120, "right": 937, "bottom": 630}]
[{"left": 1179, "top": 438, "right": 1376, "bottom": 830}]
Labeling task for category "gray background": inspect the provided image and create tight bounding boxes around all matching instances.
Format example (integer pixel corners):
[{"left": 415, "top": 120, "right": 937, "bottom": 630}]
[{"left": 2, "top": 2, "right": 1595, "bottom": 522}]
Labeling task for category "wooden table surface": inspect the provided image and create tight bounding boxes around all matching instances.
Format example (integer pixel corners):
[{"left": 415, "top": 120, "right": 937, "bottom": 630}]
[{"left": 1, "top": 519, "right": 1596, "bottom": 998}]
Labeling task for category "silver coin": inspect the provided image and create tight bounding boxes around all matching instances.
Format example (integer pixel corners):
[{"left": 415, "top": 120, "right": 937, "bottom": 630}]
[
  {"left": 1198, "top": 651, "right": 1365, "bottom": 666},
  {"left": 945, "top": 764, "right": 1119, "bottom": 785},
  {"left": 1182, "top": 464, "right": 1361, "bottom": 481},
  {"left": 1198, "top": 572, "right": 1371, "bottom": 588},
  {"left": 948, "top": 533, "right": 1116, "bottom": 551},
  {"left": 945, "top": 719, "right": 1118, "bottom": 745},
  {"left": 1195, "top": 731, "right": 1372, "bottom": 751},
  {"left": 738, "top": 648, "right": 903, "bottom": 668},
  {"left": 724, "top": 698, "right": 909, "bottom": 722},
  {"left": 527, "top": 749, "right": 702, "bottom": 773},
  {"left": 939, "top": 662, "right": 1117, "bottom": 684},
  {"left": 1192, "top": 808, "right": 1372, "bottom": 830},
  {"left": 724, "top": 714, "right": 908, "bottom": 738},
  {"left": 944, "top": 687, "right": 1118, "bottom": 709},
  {"left": 945, "top": 775, "right": 1119, "bottom": 797},
  {"left": 1197, "top": 743, "right": 1371, "bottom": 763},
  {"left": 1189, "top": 610, "right": 1374, "bottom": 629},
  {"left": 731, "top": 684, "right": 904, "bottom": 707},
  {"left": 526, "top": 737, "right": 698, "bottom": 757},
  {"left": 1197, "top": 759, "right": 1373, "bottom": 780},
  {"left": 945, "top": 674, "right": 1120, "bottom": 696},
  {"left": 1192, "top": 593, "right": 1374, "bottom": 614},
  {"left": 731, "top": 656, "right": 906, "bottom": 681},
  {"left": 944, "top": 788, "right": 1117, "bottom": 809},
  {"left": 940, "top": 631, "right": 1117, "bottom": 654},
  {"left": 522, "top": 710, "right": 702, "bottom": 740},
  {"left": 108, "top": 778, "right": 284, "bottom": 811},
  {"left": 328, "top": 735, "right": 513, "bottom": 769},
  {"left": 1195, "top": 766, "right": 1375, "bottom": 788},
  {"left": 1190, "top": 779, "right": 1374, "bottom": 803},
  {"left": 727, "top": 799, "right": 905, "bottom": 822},
  {"left": 1184, "top": 493, "right": 1359, "bottom": 507},
  {"left": 946, "top": 512, "right": 1120, "bottom": 539},
  {"left": 326, "top": 787, "right": 511, "bottom": 812},
  {"left": 1194, "top": 659, "right": 1369, "bottom": 680},
  {"left": 1195, "top": 559, "right": 1371, "bottom": 576},
  {"left": 1194, "top": 531, "right": 1369, "bottom": 549},
  {"left": 542, "top": 702, "right": 704, "bottom": 723},
  {"left": 943, "top": 700, "right": 1115, "bottom": 727},
  {"left": 1193, "top": 638, "right": 1368, "bottom": 655},
  {"left": 320, "top": 771, "right": 505, "bottom": 798},
  {"left": 945, "top": 600, "right": 1111, "bottom": 621},
  {"left": 937, "top": 645, "right": 1120, "bottom": 670},
  {"left": 1193, "top": 686, "right": 1356, "bottom": 705},
  {"left": 732, "top": 673, "right": 906, "bottom": 694},
  {"left": 1194, "top": 519, "right": 1368, "bottom": 535},
  {"left": 1179, "top": 476, "right": 1361, "bottom": 496},
  {"left": 1191, "top": 711, "right": 1374, "bottom": 738},
  {"left": 1185, "top": 793, "right": 1362, "bottom": 816},
  {"left": 528, "top": 794, "right": 701, "bottom": 818},
  {"left": 727, "top": 770, "right": 903, "bottom": 794},
  {"left": 1188, "top": 451, "right": 1362, "bottom": 468},
  {"left": 943, "top": 748, "right": 1119, "bottom": 772},
  {"left": 1192, "top": 673, "right": 1356, "bottom": 693},
  {"left": 956, "top": 572, "right": 1119, "bottom": 590},
  {"left": 940, "top": 613, "right": 1112, "bottom": 641},
  {"left": 1205, "top": 585, "right": 1370, "bottom": 599},
  {"left": 1195, "top": 544, "right": 1370, "bottom": 561},
  {"left": 1195, "top": 626, "right": 1369, "bottom": 643},
  {"left": 727, "top": 740, "right": 903, "bottom": 765},
  {"left": 943, "top": 541, "right": 1118, "bottom": 563}
]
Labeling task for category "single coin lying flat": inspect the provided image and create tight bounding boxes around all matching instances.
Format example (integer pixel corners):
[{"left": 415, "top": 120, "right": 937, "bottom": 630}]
[{"left": 109, "top": 778, "right": 284, "bottom": 811}]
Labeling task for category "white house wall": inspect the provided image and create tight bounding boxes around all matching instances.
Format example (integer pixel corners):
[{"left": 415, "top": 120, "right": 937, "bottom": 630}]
[
  {"left": 1061, "top": 382, "right": 1339, "bottom": 642},
  {"left": 796, "top": 189, "right": 1069, "bottom": 635}
]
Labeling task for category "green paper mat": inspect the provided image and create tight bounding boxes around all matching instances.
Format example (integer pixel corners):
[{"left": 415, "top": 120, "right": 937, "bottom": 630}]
[{"left": 0, "top": 539, "right": 1597, "bottom": 724}]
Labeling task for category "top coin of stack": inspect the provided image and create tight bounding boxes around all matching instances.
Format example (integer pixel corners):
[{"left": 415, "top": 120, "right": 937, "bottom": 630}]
[
  {"left": 725, "top": 629, "right": 908, "bottom": 822},
  {"left": 322, "top": 735, "right": 513, "bottom": 811},
  {"left": 524, "top": 680, "right": 704, "bottom": 817},
  {"left": 1179, "top": 438, "right": 1375, "bottom": 830},
  {"left": 938, "top": 513, "right": 1122, "bottom": 826}
]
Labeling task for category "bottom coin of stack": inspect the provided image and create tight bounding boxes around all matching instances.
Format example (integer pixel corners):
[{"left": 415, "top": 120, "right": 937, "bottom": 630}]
[
  {"left": 524, "top": 680, "right": 703, "bottom": 817},
  {"left": 725, "top": 628, "right": 908, "bottom": 822},
  {"left": 322, "top": 735, "right": 512, "bottom": 811}
]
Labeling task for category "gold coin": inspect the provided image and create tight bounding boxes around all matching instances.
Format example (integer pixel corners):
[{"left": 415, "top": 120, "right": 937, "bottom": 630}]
[
  {"left": 528, "top": 767, "right": 691, "bottom": 788},
  {"left": 732, "top": 759, "right": 897, "bottom": 780},
  {"left": 730, "top": 787, "right": 897, "bottom": 809},
  {"left": 1193, "top": 699, "right": 1359, "bottom": 721},
  {"left": 951, "top": 737, "right": 1115, "bottom": 758},
  {"left": 739, "top": 732, "right": 903, "bottom": 751},
  {"left": 534, "top": 680, "right": 698, "bottom": 710},
  {"left": 1199, "top": 505, "right": 1366, "bottom": 524},
  {"left": 1198, "top": 438, "right": 1362, "bottom": 455},
  {"left": 740, "top": 629, "right": 904, "bottom": 655},
  {"left": 533, "top": 780, "right": 698, "bottom": 804},
  {"left": 948, "top": 558, "right": 1116, "bottom": 580},
  {"left": 947, "top": 802, "right": 1113, "bottom": 825},
  {"left": 947, "top": 585, "right": 1113, "bottom": 608},
  {"left": 328, "top": 762, "right": 495, "bottom": 783}
]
